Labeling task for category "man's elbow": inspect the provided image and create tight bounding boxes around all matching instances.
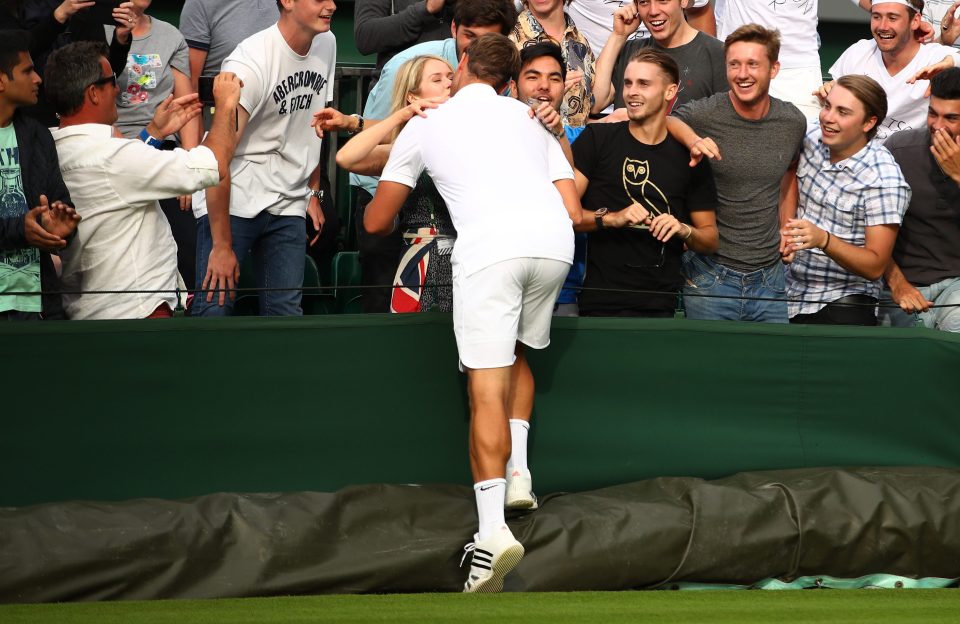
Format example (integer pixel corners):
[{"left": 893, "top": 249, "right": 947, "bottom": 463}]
[{"left": 363, "top": 208, "right": 393, "bottom": 236}]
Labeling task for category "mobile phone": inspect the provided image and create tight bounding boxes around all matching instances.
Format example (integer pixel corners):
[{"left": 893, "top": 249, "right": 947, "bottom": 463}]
[
  {"left": 82, "top": 0, "right": 123, "bottom": 26},
  {"left": 198, "top": 75, "right": 216, "bottom": 105}
]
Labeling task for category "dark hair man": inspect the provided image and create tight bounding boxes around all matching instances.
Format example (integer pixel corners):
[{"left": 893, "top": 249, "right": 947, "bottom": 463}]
[
  {"left": 574, "top": 48, "right": 718, "bottom": 317},
  {"left": 323, "top": 0, "right": 517, "bottom": 313},
  {"left": 784, "top": 75, "right": 910, "bottom": 326},
  {"left": 47, "top": 40, "right": 241, "bottom": 320},
  {"left": 192, "top": 0, "right": 340, "bottom": 317},
  {"left": 593, "top": 0, "right": 726, "bottom": 118},
  {"left": 825, "top": 0, "right": 960, "bottom": 140},
  {"left": 879, "top": 67, "right": 960, "bottom": 330},
  {"left": 0, "top": 30, "right": 79, "bottom": 321},
  {"left": 668, "top": 24, "right": 807, "bottom": 323},
  {"left": 366, "top": 33, "right": 582, "bottom": 593}
]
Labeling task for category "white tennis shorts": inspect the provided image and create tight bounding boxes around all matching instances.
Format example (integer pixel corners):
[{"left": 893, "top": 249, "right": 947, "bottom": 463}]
[{"left": 453, "top": 257, "right": 570, "bottom": 369}]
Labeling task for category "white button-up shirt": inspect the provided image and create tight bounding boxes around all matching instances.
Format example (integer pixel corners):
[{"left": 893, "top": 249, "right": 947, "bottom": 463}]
[{"left": 52, "top": 124, "right": 219, "bottom": 319}]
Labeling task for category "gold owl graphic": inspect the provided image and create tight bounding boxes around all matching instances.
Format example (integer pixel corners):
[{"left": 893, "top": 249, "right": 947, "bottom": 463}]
[{"left": 622, "top": 158, "right": 670, "bottom": 229}]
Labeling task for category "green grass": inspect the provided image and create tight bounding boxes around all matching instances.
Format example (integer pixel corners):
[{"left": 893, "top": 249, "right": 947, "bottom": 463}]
[{"left": 2, "top": 590, "right": 958, "bottom": 624}]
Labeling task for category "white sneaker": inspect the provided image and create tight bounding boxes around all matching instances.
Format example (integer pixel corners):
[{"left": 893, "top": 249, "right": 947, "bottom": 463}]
[
  {"left": 461, "top": 526, "right": 525, "bottom": 593},
  {"left": 505, "top": 468, "right": 538, "bottom": 510}
]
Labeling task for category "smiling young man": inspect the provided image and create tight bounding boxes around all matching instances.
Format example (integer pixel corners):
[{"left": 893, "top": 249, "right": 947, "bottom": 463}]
[
  {"left": 574, "top": 48, "right": 718, "bottom": 317},
  {"left": 192, "top": 0, "right": 339, "bottom": 316},
  {"left": 669, "top": 24, "right": 806, "bottom": 323},
  {"left": 784, "top": 75, "right": 910, "bottom": 326},
  {"left": 592, "top": 0, "right": 726, "bottom": 116},
  {"left": 826, "top": 0, "right": 960, "bottom": 140},
  {"left": 879, "top": 67, "right": 960, "bottom": 331}
]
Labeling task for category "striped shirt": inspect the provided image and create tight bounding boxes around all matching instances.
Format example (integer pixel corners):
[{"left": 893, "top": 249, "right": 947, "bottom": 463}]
[{"left": 787, "top": 126, "right": 910, "bottom": 317}]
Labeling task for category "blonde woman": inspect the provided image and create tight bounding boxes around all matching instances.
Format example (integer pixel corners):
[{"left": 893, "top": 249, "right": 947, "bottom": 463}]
[{"left": 335, "top": 55, "right": 456, "bottom": 313}]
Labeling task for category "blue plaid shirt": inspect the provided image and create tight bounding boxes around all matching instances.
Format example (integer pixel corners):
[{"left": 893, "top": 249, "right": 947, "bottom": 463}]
[{"left": 787, "top": 127, "right": 910, "bottom": 316}]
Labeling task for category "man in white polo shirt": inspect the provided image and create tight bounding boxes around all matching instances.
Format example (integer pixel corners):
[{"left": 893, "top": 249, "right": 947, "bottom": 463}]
[
  {"left": 365, "top": 33, "right": 580, "bottom": 593},
  {"left": 825, "top": 0, "right": 960, "bottom": 140}
]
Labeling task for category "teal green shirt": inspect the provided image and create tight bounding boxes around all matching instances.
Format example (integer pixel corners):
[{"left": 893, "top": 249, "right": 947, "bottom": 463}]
[{"left": 0, "top": 124, "right": 40, "bottom": 313}]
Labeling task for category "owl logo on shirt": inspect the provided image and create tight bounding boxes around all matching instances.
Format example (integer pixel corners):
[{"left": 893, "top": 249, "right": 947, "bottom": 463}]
[{"left": 623, "top": 157, "right": 670, "bottom": 228}]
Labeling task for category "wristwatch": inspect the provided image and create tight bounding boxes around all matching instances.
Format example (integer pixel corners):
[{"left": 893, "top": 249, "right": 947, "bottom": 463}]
[
  {"left": 306, "top": 188, "right": 323, "bottom": 201},
  {"left": 349, "top": 113, "right": 364, "bottom": 134},
  {"left": 594, "top": 207, "right": 608, "bottom": 230}
]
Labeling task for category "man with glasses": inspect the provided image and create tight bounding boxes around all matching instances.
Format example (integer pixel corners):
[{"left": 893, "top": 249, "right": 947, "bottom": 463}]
[
  {"left": 572, "top": 48, "right": 717, "bottom": 317},
  {"left": 44, "top": 41, "right": 242, "bottom": 320}
]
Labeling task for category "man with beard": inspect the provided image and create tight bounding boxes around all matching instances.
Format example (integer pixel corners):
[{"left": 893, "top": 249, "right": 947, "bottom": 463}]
[{"left": 573, "top": 48, "right": 718, "bottom": 317}]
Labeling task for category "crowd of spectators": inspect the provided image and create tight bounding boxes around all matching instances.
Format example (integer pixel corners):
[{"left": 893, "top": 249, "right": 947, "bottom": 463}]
[{"left": 0, "top": 0, "right": 958, "bottom": 331}]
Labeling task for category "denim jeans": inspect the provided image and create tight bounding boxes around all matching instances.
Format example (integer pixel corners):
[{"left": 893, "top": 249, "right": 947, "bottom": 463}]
[
  {"left": 878, "top": 277, "right": 960, "bottom": 332},
  {"left": 681, "top": 252, "right": 788, "bottom": 323},
  {"left": 193, "top": 212, "right": 305, "bottom": 317}
]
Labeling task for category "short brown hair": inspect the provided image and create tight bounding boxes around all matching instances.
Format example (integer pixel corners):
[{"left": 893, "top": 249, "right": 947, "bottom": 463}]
[
  {"left": 835, "top": 74, "right": 888, "bottom": 141},
  {"left": 627, "top": 48, "right": 680, "bottom": 85},
  {"left": 724, "top": 23, "right": 780, "bottom": 65},
  {"left": 463, "top": 33, "right": 520, "bottom": 92}
]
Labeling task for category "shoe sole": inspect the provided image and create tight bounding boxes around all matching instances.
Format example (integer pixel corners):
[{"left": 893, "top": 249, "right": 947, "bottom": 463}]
[
  {"left": 467, "top": 543, "right": 525, "bottom": 593},
  {"left": 505, "top": 496, "right": 538, "bottom": 510}
]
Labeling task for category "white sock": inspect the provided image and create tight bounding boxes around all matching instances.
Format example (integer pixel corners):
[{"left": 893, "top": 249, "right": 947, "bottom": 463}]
[
  {"left": 507, "top": 419, "right": 530, "bottom": 474},
  {"left": 474, "top": 478, "right": 506, "bottom": 541}
]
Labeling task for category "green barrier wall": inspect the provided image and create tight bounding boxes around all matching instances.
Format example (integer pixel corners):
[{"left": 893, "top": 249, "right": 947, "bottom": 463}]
[{"left": 1, "top": 316, "right": 958, "bottom": 507}]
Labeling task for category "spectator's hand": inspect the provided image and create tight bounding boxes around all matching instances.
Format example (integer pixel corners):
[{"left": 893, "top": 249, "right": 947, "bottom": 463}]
[
  {"left": 908, "top": 57, "right": 954, "bottom": 96},
  {"left": 528, "top": 100, "right": 564, "bottom": 137},
  {"left": 564, "top": 69, "right": 584, "bottom": 95},
  {"left": 917, "top": 18, "right": 936, "bottom": 43},
  {"left": 612, "top": 4, "right": 641, "bottom": 37},
  {"left": 307, "top": 194, "right": 325, "bottom": 246},
  {"left": 178, "top": 194, "right": 193, "bottom": 212},
  {"left": 311, "top": 107, "right": 358, "bottom": 137},
  {"left": 398, "top": 96, "right": 445, "bottom": 123},
  {"left": 930, "top": 127, "right": 960, "bottom": 183},
  {"left": 53, "top": 0, "right": 95, "bottom": 24},
  {"left": 813, "top": 79, "right": 833, "bottom": 102},
  {"left": 890, "top": 279, "right": 933, "bottom": 313},
  {"left": 941, "top": 2, "right": 960, "bottom": 46},
  {"left": 113, "top": 1, "right": 142, "bottom": 40},
  {"left": 607, "top": 202, "right": 652, "bottom": 228},
  {"left": 689, "top": 136, "right": 721, "bottom": 167},
  {"left": 40, "top": 197, "right": 81, "bottom": 242},
  {"left": 646, "top": 213, "right": 685, "bottom": 242},
  {"left": 783, "top": 218, "right": 827, "bottom": 253},
  {"left": 202, "top": 245, "right": 239, "bottom": 305},
  {"left": 425, "top": 0, "right": 445, "bottom": 14},
  {"left": 212, "top": 72, "right": 242, "bottom": 110},
  {"left": 147, "top": 93, "right": 202, "bottom": 138}
]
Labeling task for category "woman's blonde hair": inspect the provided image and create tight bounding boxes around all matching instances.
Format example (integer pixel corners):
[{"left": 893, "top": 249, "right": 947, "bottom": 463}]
[{"left": 387, "top": 55, "right": 453, "bottom": 140}]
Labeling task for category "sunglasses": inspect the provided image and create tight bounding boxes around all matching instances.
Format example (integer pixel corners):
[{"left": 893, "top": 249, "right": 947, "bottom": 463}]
[{"left": 88, "top": 73, "right": 117, "bottom": 89}]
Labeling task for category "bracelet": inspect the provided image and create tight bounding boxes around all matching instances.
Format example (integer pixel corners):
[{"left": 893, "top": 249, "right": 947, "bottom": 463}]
[
  {"left": 138, "top": 128, "right": 163, "bottom": 149},
  {"left": 821, "top": 231, "right": 831, "bottom": 251},
  {"left": 349, "top": 113, "right": 364, "bottom": 134},
  {"left": 681, "top": 223, "right": 693, "bottom": 241}
]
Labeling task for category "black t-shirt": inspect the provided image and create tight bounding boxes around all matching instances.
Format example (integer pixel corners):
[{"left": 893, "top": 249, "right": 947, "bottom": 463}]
[
  {"left": 884, "top": 127, "right": 960, "bottom": 286},
  {"left": 573, "top": 123, "right": 716, "bottom": 314}
]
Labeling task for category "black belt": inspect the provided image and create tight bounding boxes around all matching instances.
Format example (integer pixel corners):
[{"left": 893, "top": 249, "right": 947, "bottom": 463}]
[{"left": 831, "top": 294, "right": 878, "bottom": 306}]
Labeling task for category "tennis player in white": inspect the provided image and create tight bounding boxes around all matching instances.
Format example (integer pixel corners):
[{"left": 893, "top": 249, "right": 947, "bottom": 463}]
[{"left": 363, "top": 33, "right": 581, "bottom": 593}]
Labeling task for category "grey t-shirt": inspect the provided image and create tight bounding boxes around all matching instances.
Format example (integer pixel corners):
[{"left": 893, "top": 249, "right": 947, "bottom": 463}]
[
  {"left": 108, "top": 18, "right": 189, "bottom": 139},
  {"left": 612, "top": 32, "right": 727, "bottom": 112},
  {"left": 674, "top": 93, "right": 806, "bottom": 271},
  {"left": 179, "top": 0, "right": 279, "bottom": 77}
]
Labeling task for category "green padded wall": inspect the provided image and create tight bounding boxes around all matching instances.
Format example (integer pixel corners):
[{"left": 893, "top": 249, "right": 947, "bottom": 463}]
[{"left": 1, "top": 316, "right": 958, "bottom": 507}]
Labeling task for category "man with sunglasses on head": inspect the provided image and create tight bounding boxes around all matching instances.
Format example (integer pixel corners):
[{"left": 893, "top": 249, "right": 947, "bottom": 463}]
[
  {"left": 573, "top": 48, "right": 717, "bottom": 317},
  {"left": 45, "top": 41, "right": 241, "bottom": 320}
]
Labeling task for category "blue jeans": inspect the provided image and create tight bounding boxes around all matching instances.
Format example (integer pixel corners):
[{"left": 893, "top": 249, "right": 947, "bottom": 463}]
[
  {"left": 681, "top": 252, "right": 788, "bottom": 323},
  {"left": 878, "top": 277, "right": 960, "bottom": 332},
  {"left": 193, "top": 213, "right": 305, "bottom": 317}
]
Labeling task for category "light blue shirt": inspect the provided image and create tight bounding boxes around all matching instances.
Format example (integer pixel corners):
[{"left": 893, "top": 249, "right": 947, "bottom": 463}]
[{"left": 351, "top": 38, "right": 458, "bottom": 195}]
